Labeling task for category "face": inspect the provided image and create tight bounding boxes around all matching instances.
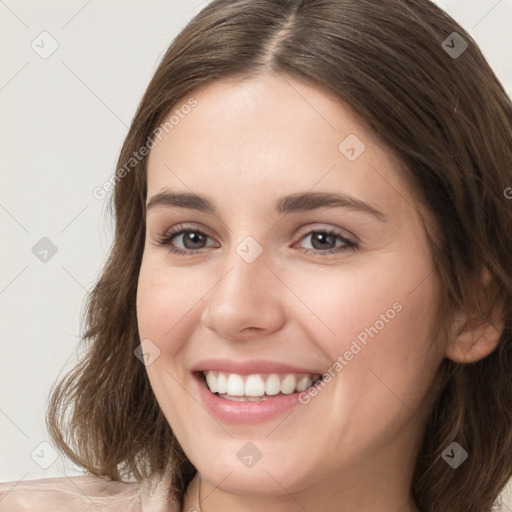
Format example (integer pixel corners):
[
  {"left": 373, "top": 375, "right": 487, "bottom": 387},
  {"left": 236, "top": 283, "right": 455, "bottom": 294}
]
[{"left": 136, "top": 72, "right": 446, "bottom": 505}]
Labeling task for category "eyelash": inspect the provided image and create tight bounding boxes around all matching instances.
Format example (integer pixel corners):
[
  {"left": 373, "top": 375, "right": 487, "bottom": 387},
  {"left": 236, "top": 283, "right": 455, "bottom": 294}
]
[{"left": 155, "top": 224, "right": 358, "bottom": 257}]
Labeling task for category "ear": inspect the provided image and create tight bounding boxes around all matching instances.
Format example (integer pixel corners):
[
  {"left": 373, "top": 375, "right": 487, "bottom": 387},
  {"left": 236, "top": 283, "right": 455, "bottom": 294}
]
[{"left": 445, "top": 266, "right": 504, "bottom": 364}]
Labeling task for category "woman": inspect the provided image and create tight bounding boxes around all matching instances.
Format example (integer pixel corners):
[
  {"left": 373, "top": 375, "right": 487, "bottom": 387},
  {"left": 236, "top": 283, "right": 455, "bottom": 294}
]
[{"left": 1, "top": 0, "right": 511, "bottom": 511}]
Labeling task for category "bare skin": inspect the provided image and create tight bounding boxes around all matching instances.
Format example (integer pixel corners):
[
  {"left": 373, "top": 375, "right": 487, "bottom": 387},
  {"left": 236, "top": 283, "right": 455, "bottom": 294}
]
[{"left": 136, "top": 72, "right": 501, "bottom": 512}]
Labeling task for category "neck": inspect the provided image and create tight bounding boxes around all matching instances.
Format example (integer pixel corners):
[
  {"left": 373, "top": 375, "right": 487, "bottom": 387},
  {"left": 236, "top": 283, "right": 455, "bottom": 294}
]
[{"left": 181, "top": 468, "right": 421, "bottom": 512}]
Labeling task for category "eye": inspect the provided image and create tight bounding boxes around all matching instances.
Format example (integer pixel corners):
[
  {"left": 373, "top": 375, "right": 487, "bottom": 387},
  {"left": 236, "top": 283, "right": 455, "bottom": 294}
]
[
  {"left": 154, "top": 224, "right": 358, "bottom": 256},
  {"left": 294, "top": 229, "right": 357, "bottom": 256},
  {"left": 155, "top": 225, "right": 216, "bottom": 255}
]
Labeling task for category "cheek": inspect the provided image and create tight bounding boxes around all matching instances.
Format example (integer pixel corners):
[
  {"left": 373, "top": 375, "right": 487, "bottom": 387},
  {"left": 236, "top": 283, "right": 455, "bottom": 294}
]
[
  {"left": 286, "top": 249, "right": 436, "bottom": 349},
  {"left": 285, "top": 248, "right": 442, "bottom": 403},
  {"left": 136, "top": 258, "right": 199, "bottom": 426},
  {"left": 136, "top": 257, "right": 201, "bottom": 347}
]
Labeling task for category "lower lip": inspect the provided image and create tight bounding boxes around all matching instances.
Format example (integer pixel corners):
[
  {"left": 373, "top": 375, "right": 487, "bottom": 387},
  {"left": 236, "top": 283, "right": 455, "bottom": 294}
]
[{"left": 193, "top": 373, "right": 305, "bottom": 424}]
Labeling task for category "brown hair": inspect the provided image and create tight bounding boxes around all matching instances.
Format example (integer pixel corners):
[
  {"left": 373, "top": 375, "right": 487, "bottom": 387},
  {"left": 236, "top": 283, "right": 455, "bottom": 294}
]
[{"left": 47, "top": 0, "right": 512, "bottom": 510}]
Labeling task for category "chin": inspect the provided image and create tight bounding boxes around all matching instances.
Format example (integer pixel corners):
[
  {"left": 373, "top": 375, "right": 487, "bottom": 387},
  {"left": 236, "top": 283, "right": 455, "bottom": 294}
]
[{"left": 190, "top": 445, "right": 318, "bottom": 497}]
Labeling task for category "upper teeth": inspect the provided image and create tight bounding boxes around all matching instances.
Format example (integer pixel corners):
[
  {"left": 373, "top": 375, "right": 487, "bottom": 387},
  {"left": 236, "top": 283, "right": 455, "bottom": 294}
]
[{"left": 203, "top": 371, "right": 319, "bottom": 397}]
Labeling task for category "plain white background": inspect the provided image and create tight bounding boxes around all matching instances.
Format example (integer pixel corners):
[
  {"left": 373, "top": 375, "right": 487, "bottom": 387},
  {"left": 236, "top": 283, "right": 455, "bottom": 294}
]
[{"left": 1, "top": 0, "right": 511, "bottom": 505}]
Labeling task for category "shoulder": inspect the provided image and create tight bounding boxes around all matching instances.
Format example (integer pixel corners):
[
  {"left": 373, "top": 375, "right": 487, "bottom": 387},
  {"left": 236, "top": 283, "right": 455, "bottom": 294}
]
[
  {"left": 0, "top": 474, "right": 141, "bottom": 512},
  {"left": 0, "top": 469, "right": 182, "bottom": 512}
]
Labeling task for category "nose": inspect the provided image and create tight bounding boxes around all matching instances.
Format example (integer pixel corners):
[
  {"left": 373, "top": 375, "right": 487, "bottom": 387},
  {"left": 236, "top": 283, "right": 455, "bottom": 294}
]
[{"left": 200, "top": 246, "right": 286, "bottom": 341}]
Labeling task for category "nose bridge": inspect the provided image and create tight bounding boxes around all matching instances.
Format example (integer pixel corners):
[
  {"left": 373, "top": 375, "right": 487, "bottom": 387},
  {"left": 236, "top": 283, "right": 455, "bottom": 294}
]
[
  {"left": 201, "top": 237, "right": 284, "bottom": 338},
  {"left": 218, "top": 233, "right": 270, "bottom": 297}
]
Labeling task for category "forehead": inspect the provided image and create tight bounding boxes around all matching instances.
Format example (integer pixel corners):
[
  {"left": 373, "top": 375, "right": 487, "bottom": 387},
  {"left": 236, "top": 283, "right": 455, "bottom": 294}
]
[{"left": 145, "top": 73, "right": 415, "bottom": 222}]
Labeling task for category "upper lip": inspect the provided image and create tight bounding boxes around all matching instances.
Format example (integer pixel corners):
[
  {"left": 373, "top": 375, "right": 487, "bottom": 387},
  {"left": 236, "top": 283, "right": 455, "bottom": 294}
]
[{"left": 192, "top": 358, "right": 322, "bottom": 376}]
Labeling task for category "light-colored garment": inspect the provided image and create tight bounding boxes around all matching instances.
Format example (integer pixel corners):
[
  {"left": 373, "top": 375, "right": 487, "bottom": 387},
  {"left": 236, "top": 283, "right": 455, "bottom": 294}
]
[{"left": 0, "top": 468, "right": 180, "bottom": 512}]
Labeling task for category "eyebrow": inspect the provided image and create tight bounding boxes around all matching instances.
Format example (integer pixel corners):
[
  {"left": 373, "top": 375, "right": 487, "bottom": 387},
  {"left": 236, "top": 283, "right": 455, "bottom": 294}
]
[{"left": 146, "top": 190, "right": 387, "bottom": 221}]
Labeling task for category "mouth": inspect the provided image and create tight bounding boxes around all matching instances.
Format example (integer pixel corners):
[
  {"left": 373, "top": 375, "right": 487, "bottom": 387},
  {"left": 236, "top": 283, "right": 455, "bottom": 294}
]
[
  {"left": 191, "top": 359, "right": 326, "bottom": 423},
  {"left": 199, "top": 370, "right": 323, "bottom": 401}
]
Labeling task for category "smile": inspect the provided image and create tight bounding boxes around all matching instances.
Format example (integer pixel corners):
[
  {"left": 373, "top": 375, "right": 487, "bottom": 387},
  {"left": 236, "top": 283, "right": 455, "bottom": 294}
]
[
  {"left": 192, "top": 359, "right": 326, "bottom": 423},
  {"left": 202, "top": 371, "right": 322, "bottom": 401}
]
